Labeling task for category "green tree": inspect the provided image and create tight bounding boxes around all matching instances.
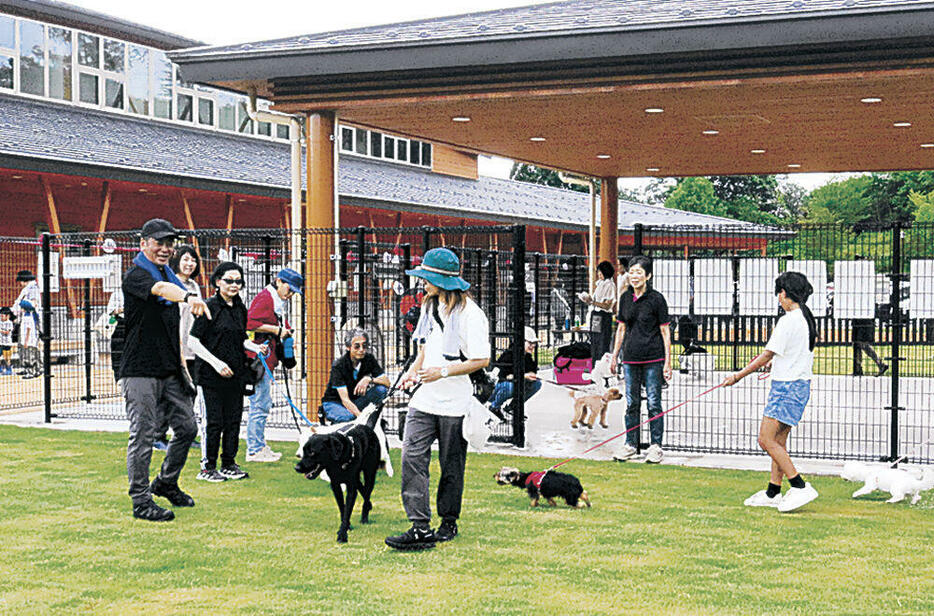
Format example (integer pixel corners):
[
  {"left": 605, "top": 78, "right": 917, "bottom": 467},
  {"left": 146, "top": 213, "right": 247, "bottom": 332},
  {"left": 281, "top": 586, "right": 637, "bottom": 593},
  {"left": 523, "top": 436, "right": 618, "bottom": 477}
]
[
  {"left": 910, "top": 189, "right": 934, "bottom": 223},
  {"left": 802, "top": 175, "right": 872, "bottom": 224},
  {"left": 664, "top": 177, "right": 727, "bottom": 217},
  {"left": 509, "top": 163, "right": 590, "bottom": 193},
  {"left": 861, "top": 171, "right": 934, "bottom": 224}
]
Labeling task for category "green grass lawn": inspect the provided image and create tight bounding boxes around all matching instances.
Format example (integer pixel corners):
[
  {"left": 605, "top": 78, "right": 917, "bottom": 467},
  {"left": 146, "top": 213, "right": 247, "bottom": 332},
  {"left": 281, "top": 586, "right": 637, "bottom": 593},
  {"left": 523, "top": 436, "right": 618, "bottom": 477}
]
[{"left": 2, "top": 425, "right": 933, "bottom": 615}]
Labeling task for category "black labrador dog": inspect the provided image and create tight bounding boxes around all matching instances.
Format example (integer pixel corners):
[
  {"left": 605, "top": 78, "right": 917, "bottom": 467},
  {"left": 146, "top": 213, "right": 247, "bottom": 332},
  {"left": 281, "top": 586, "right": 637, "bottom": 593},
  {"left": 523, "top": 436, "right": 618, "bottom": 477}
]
[{"left": 295, "top": 421, "right": 381, "bottom": 543}]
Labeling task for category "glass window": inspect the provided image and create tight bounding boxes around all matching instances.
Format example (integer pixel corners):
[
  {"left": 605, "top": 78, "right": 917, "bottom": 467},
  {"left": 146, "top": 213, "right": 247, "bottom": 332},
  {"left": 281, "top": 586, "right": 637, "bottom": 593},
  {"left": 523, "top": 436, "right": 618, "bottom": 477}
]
[
  {"left": 370, "top": 131, "right": 382, "bottom": 158},
  {"left": 217, "top": 94, "right": 235, "bottom": 130},
  {"left": 383, "top": 135, "right": 395, "bottom": 159},
  {"left": 397, "top": 138, "right": 408, "bottom": 162},
  {"left": 277, "top": 123, "right": 290, "bottom": 140},
  {"left": 103, "top": 39, "right": 124, "bottom": 73},
  {"left": 340, "top": 126, "right": 353, "bottom": 151},
  {"left": 19, "top": 20, "right": 44, "bottom": 96},
  {"left": 78, "top": 72, "right": 98, "bottom": 104},
  {"left": 77, "top": 33, "right": 99, "bottom": 68},
  {"left": 105, "top": 78, "right": 123, "bottom": 108},
  {"left": 127, "top": 45, "right": 149, "bottom": 115},
  {"left": 237, "top": 99, "right": 253, "bottom": 134},
  {"left": 421, "top": 142, "right": 432, "bottom": 167},
  {"left": 355, "top": 128, "right": 368, "bottom": 155},
  {"left": 409, "top": 140, "right": 420, "bottom": 165},
  {"left": 198, "top": 97, "right": 214, "bottom": 125},
  {"left": 257, "top": 121, "right": 271, "bottom": 136},
  {"left": 177, "top": 93, "right": 192, "bottom": 121},
  {"left": 48, "top": 27, "right": 72, "bottom": 101},
  {"left": 152, "top": 51, "right": 172, "bottom": 119},
  {"left": 0, "top": 15, "right": 14, "bottom": 49},
  {"left": 0, "top": 55, "right": 12, "bottom": 89}
]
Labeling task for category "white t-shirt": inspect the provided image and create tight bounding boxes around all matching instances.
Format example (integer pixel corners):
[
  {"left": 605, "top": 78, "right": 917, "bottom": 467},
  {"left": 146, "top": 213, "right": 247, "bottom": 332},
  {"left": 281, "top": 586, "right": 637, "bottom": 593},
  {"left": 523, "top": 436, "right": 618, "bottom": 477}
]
[
  {"left": 765, "top": 309, "right": 814, "bottom": 381},
  {"left": 409, "top": 298, "right": 490, "bottom": 417},
  {"left": 0, "top": 320, "right": 13, "bottom": 346},
  {"left": 591, "top": 278, "right": 616, "bottom": 314}
]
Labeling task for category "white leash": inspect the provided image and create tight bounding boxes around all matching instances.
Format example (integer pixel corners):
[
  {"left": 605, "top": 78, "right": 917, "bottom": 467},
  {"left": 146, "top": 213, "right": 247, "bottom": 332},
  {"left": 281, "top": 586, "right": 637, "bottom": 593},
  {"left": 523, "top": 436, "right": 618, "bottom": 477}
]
[{"left": 890, "top": 437, "right": 934, "bottom": 467}]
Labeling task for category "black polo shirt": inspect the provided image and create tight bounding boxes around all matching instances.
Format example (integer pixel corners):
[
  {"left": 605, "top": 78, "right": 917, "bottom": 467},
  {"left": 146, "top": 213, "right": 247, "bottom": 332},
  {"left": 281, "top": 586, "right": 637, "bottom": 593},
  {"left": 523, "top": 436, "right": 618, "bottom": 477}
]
[
  {"left": 494, "top": 347, "right": 536, "bottom": 380},
  {"left": 190, "top": 294, "right": 249, "bottom": 388},
  {"left": 119, "top": 265, "right": 182, "bottom": 379},
  {"left": 617, "top": 288, "right": 670, "bottom": 363},
  {"left": 322, "top": 352, "right": 384, "bottom": 402}
]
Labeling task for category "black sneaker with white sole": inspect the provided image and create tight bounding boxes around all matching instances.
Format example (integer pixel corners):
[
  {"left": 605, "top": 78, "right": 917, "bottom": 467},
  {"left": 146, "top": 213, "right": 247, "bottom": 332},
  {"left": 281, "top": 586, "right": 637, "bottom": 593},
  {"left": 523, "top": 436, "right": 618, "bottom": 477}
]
[
  {"left": 150, "top": 477, "right": 195, "bottom": 507},
  {"left": 219, "top": 464, "right": 249, "bottom": 480},
  {"left": 385, "top": 525, "right": 436, "bottom": 551},
  {"left": 433, "top": 519, "right": 458, "bottom": 542},
  {"left": 197, "top": 469, "right": 227, "bottom": 482},
  {"left": 132, "top": 499, "right": 174, "bottom": 522}
]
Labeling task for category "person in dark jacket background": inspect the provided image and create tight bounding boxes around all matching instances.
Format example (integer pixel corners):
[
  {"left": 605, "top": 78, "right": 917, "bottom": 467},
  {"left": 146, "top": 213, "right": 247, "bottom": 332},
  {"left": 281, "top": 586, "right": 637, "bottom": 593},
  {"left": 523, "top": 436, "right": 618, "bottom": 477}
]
[{"left": 488, "top": 326, "right": 542, "bottom": 420}]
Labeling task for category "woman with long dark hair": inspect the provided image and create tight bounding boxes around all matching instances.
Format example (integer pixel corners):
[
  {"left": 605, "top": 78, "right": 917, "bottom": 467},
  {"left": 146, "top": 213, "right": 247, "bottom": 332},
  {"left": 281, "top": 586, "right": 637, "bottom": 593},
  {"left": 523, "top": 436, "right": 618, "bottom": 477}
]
[
  {"left": 609, "top": 255, "right": 671, "bottom": 464},
  {"left": 723, "top": 271, "right": 819, "bottom": 512}
]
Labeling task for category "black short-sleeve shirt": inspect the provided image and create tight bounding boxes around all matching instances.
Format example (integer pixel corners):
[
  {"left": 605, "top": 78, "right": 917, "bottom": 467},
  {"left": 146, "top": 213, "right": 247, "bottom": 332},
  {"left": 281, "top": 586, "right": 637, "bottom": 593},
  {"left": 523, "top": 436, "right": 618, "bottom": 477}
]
[
  {"left": 322, "top": 353, "right": 384, "bottom": 402},
  {"left": 617, "top": 288, "right": 670, "bottom": 363},
  {"left": 119, "top": 265, "right": 182, "bottom": 379},
  {"left": 190, "top": 294, "right": 249, "bottom": 388}
]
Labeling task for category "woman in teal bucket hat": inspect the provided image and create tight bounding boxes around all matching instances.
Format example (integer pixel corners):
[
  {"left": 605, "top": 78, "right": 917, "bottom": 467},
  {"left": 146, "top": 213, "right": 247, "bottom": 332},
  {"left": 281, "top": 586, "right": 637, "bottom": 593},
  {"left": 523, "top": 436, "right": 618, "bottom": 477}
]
[{"left": 385, "top": 248, "right": 490, "bottom": 551}]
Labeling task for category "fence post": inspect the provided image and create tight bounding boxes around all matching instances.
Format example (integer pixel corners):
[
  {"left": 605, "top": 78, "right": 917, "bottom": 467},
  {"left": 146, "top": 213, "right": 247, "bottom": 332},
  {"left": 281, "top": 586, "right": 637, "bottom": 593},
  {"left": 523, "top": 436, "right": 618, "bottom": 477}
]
[
  {"left": 633, "top": 223, "right": 644, "bottom": 256},
  {"left": 356, "top": 226, "right": 366, "bottom": 329},
  {"left": 569, "top": 255, "right": 579, "bottom": 328},
  {"left": 533, "top": 252, "right": 541, "bottom": 365},
  {"left": 82, "top": 239, "right": 94, "bottom": 403},
  {"left": 41, "top": 232, "right": 52, "bottom": 423},
  {"left": 338, "top": 239, "right": 348, "bottom": 326},
  {"left": 263, "top": 235, "right": 272, "bottom": 286},
  {"left": 511, "top": 225, "right": 527, "bottom": 448},
  {"left": 889, "top": 223, "right": 904, "bottom": 462}
]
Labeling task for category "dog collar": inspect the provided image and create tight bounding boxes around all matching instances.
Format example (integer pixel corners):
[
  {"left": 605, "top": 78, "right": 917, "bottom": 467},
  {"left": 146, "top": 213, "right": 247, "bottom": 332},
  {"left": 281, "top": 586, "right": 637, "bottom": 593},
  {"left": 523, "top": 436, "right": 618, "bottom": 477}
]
[{"left": 338, "top": 432, "right": 357, "bottom": 470}]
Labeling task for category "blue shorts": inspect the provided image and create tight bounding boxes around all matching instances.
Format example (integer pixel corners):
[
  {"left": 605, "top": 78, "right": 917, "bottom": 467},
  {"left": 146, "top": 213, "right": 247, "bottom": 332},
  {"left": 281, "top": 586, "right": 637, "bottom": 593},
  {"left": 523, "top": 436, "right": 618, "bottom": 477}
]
[{"left": 763, "top": 380, "right": 810, "bottom": 427}]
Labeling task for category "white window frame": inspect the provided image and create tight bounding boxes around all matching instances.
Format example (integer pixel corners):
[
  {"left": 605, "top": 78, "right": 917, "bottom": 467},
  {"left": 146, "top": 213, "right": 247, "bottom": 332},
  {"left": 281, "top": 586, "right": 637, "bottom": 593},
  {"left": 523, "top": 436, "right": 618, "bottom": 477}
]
[{"left": 0, "top": 13, "right": 17, "bottom": 92}]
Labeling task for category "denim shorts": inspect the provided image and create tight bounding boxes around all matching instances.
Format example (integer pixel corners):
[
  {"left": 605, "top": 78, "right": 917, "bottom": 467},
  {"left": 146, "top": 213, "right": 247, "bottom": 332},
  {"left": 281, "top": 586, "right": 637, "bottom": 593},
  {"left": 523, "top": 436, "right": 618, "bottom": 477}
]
[{"left": 763, "top": 380, "right": 811, "bottom": 427}]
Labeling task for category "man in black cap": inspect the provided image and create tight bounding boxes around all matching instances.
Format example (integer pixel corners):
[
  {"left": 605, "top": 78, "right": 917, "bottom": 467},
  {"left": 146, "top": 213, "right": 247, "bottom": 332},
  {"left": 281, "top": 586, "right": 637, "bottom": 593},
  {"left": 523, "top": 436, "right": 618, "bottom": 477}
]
[{"left": 120, "top": 218, "right": 210, "bottom": 522}]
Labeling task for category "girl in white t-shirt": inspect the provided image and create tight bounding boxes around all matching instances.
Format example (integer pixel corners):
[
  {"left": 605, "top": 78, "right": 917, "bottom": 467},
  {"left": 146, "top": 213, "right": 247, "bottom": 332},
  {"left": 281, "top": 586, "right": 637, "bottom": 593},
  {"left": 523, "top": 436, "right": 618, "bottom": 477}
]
[{"left": 723, "top": 272, "right": 819, "bottom": 513}]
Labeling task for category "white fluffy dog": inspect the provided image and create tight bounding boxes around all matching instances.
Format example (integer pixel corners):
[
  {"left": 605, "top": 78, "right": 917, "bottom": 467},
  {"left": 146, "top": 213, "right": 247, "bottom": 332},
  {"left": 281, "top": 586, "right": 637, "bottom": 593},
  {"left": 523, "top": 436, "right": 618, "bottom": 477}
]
[
  {"left": 295, "top": 404, "right": 393, "bottom": 482},
  {"left": 841, "top": 461, "right": 934, "bottom": 504}
]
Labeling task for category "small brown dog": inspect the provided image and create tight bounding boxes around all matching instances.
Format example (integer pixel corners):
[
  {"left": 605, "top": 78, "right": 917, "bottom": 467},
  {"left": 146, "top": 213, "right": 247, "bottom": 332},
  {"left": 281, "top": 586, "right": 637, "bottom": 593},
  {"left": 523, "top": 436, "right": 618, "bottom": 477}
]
[{"left": 571, "top": 387, "right": 623, "bottom": 429}]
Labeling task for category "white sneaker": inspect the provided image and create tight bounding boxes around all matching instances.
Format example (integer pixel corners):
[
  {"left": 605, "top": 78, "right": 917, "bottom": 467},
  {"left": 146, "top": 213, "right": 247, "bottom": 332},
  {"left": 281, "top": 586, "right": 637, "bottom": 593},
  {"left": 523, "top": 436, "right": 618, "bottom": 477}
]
[
  {"left": 246, "top": 446, "right": 280, "bottom": 462},
  {"left": 777, "top": 483, "right": 819, "bottom": 513},
  {"left": 744, "top": 489, "right": 782, "bottom": 508},
  {"left": 613, "top": 443, "right": 638, "bottom": 461},
  {"left": 644, "top": 443, "right": 664, "bottom": 464}
]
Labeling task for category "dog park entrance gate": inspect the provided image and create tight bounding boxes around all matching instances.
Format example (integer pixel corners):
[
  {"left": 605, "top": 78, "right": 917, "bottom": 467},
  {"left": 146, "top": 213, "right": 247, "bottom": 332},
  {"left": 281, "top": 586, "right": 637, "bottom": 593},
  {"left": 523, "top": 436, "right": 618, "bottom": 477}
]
[{"left": 1, "top": 226, "right": 529, "bottom": 446}]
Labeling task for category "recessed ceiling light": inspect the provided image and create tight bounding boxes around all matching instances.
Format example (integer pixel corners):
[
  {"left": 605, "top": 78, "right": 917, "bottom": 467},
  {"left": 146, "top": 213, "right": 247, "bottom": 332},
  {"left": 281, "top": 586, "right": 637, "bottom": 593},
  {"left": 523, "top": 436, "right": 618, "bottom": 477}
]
[
  {"left": 596, "top": 154, "right": 611, "bottom": 159},
  {"left": 702, "top": 129, "right": 719, "bottom": 135},
  {"left": 921, "top": 143, "right": 934, "bottom": 148},
  {"left": 860, "top": 97, "right": 882, "bottom": 104},
  {"left": 11, "top": 175, "right": 22, "bottom": 179},
  {"left": 751, "top": 149, "right": 766, "bottom": 154},
  {"left": 452, "top": 116, "right": 471, "bottom": 122},
  {"left": 646, "top": 167, "right": 660, "bottom": 172},
  {"left": 237, "top": 198, "right": 246, "bottom": 203},
  {"left": 80, "top": 182, "right": 88, "bottom": 186},
  {"left": 787, "top": 163, "right": 801, "bottom": 168},
  {"left": 138, "top": 188, "right": 148, "bottom": 193},
  {"left": 644, "top": 107, "right": 664, "bottom": 114},
  {"left": 529, "top": 136, "right": 546, "bottom": 142},
  {"left": 893, "top": 122, "right": 912, "bottom": 128}
]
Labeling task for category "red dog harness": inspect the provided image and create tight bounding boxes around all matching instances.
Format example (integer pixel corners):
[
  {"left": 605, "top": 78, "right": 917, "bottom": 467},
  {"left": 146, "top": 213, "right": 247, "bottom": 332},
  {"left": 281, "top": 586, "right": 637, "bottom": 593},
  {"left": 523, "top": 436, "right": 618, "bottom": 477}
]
[{"left": 525, "top": 471, "right": 547, "bottom": 489}]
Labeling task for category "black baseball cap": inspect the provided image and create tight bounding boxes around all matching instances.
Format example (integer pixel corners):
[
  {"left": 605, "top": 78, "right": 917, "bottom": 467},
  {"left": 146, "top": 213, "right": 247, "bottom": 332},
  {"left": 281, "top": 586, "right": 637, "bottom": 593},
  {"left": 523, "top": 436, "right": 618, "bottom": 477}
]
[{"left": 141, "top": 218, "right": 178, "bottom": 240}]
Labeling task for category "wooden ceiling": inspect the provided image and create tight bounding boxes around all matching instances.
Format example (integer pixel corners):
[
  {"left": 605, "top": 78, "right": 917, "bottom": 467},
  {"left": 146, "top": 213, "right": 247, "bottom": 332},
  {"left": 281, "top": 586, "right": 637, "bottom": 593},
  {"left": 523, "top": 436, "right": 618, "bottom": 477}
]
[{"left": 273, "top": 65, "right": 934, "bottom": 178}]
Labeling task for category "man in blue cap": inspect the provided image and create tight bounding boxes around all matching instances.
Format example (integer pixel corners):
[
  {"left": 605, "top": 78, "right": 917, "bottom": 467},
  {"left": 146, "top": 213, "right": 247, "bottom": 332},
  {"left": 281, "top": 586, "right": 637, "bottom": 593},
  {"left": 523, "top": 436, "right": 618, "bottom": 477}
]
[
  {"left": 245, "top": 267, "right": 303, "bottom": 462},
  {"left": 385, "top": 248, "right": 490, "bottom": 551}
]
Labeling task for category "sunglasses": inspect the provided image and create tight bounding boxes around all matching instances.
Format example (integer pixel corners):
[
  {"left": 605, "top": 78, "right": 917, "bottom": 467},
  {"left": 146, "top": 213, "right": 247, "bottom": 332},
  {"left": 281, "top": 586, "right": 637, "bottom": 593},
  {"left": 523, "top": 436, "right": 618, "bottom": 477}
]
[{"left": 220, "top": 278, "right": 243, "bottom": 286}]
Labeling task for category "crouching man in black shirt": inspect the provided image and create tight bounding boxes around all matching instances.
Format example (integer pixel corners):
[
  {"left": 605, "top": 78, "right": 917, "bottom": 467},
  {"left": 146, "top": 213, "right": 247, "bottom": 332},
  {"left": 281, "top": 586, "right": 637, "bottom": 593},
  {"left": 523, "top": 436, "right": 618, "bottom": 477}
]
[{"left": 120, "top": 219, "right": 211, "bottom": 522}]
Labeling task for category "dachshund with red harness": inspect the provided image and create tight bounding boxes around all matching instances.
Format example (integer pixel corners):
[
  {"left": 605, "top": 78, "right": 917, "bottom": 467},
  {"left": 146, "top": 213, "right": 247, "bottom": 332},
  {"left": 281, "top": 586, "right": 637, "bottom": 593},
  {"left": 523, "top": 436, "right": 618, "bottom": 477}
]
[{"left": 494, "top": 466, "right": 591, "bottom": 508}]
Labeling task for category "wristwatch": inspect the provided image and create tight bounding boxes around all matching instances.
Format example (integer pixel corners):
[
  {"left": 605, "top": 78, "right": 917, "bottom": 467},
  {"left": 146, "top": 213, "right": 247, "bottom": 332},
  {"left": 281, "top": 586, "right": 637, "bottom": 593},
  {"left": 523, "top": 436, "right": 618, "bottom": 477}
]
[
  {"left": 440, "top": 366, "right": 449, "bottom": 378},
  {"left": 183, "top": 292, "right": 196, "bottom": 303}
]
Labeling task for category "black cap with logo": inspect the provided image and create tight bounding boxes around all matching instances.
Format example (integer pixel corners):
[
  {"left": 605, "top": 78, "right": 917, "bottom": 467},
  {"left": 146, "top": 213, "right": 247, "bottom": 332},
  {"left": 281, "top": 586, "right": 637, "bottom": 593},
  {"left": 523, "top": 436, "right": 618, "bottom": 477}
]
[{"left": 140, "top": 218, "right": 178, "bottom": 240}]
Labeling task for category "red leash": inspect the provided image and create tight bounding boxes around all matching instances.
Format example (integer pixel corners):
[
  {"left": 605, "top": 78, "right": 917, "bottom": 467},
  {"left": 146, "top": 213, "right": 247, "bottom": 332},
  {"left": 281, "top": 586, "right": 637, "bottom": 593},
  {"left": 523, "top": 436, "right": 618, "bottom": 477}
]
[{"left": 547, "top": 381, "right": 728, "bottom": 471}]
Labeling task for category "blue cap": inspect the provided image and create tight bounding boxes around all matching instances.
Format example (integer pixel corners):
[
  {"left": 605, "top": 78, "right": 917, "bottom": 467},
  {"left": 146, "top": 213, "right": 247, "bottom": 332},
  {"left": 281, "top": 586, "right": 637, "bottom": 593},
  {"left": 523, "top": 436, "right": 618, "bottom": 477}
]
[
  {"left": 277, "top": 268, "right": 303, "bottom": 294},
  {"left": 405, "top": 247, "right": 470, "bottom": 291}
]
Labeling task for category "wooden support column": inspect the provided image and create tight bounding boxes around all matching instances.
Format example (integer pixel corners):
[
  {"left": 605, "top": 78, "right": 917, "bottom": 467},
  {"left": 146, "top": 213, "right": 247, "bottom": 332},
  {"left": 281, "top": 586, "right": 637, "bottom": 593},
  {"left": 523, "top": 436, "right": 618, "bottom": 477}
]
[
  {"left": 598, "top": 177, "right": 618, "bottom": 270},
  {"left": 306, "top": 111, "right": 337, "bottom": 421},
  {"left": 224, "top": 194, "right": 234, "bottom": 252},
  {"left": 39, "top": 176, "right": 78, "bottom": 318},
  {"left": 180, "top": 190, "right": 208, "bottom": 289},
  {"left": 94, "top": 181, "right": 112, "bottom": 255}
]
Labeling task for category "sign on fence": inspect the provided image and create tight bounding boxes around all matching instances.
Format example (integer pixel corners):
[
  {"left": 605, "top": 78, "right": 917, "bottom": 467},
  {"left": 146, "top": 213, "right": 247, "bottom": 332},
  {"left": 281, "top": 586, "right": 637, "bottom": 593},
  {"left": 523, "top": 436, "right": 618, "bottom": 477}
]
[
  {"left": 694, "top": 259, "right": 733, "bottom": 315},
  {"left": 835, "top": 261, "right": 875, "bottom": 319},
  {"left": 739, "top": 258, "right": 779, "bottom": 316},
  {"left": 787, "top": 260, "right": 828, "bottom": 317},
  {"left": 653, "top": 260, "right": 690, "bottom": 314},
  {"left": 910, "top": 260, "right": 934, "bottom": 319}
]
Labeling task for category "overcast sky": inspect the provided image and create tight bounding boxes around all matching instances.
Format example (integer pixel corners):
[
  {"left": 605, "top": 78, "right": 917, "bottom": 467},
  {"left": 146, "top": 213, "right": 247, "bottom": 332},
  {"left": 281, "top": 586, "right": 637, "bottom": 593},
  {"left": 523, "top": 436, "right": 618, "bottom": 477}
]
[{"left": 68, "top": 0, "right": 848, "bottom": 191}]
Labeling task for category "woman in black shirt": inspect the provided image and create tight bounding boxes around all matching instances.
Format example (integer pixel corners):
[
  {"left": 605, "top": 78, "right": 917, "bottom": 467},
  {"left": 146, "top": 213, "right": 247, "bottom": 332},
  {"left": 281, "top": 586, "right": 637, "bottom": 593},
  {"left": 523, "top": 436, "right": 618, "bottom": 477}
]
[
  {"left": 189, "top": 262, "right": 266, "bottom": 482},
  {"left": 609, "top": 256, "right": 671, "bottom": 464}
]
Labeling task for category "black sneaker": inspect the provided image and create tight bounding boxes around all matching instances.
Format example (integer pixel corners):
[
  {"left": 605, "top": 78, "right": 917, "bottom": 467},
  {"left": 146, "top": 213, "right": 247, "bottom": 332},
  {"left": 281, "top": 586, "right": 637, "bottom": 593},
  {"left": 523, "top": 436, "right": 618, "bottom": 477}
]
[
  {"left": 150, "top": 478, "right": 195, "bottom": 507},
  {"left": 219, "top": 464, "right": 249, "bottom": 480},
  {"left": 196, "top": 469, "right": 226, "bottom": 483},
  {"left": 385, "top": 525, "right": 436, "bottom": 551},
  {"left": 433, "top": 519, "right": 458, "bottom": 542},
  {"left": 132, "top": 500, "right": 174, "bottom": 522}
]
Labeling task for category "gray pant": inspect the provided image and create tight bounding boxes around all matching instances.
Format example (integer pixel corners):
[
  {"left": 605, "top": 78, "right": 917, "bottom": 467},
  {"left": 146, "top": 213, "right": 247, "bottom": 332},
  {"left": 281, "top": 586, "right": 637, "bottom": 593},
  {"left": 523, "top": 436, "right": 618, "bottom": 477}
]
[
  {"left": 400, "top": 409, "right": 467, "bottom": 527},
  {"left": 122, "top": 375, "right": 197, "bottom": 505}
]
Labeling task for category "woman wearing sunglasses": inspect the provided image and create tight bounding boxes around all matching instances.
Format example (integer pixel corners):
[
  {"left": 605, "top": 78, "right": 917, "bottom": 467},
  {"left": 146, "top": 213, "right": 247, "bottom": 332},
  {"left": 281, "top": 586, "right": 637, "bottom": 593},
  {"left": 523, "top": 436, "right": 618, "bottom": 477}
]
[
  {"left": 320, "top": 328, "right": 391, "bottom": 423},
  {"left": 188, "top": 262, "right": 267, "bottom": 482}
]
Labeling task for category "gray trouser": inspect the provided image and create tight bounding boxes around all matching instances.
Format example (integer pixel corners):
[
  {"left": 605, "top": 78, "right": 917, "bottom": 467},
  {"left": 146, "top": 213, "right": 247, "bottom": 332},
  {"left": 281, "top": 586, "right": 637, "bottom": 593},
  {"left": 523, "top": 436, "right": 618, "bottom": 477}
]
[
  {"left": 400, "top": 409, "right": 467, "bottom": 527},
  {"left": 122, "top": 375, "right": 197, "bottom": 505}
]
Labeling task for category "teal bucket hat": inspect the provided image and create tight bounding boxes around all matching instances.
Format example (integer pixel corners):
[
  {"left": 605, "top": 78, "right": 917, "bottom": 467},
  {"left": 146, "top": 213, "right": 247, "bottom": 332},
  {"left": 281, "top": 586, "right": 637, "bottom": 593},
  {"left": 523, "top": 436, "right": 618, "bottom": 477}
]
[{"left": 406, "top": 247, "right": 470, "bottom": 291}]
